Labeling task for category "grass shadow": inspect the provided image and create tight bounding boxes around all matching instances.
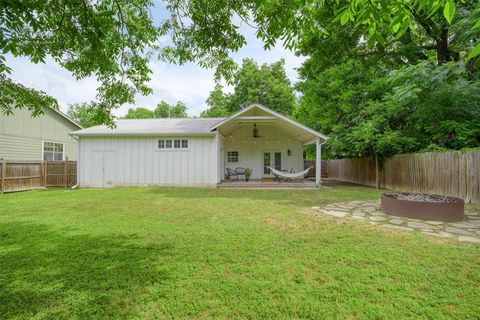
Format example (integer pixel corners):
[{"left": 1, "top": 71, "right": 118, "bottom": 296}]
[
  {"left": 145, "top": 181, "right": 381, "bottom": 208},
  {"left": 0, "top": 221, "right": 172, "bottom": 319}
]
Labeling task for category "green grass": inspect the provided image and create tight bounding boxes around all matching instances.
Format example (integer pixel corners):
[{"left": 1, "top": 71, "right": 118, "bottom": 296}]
[{"left": 1, "top": 186, "right": 479, "bottom": 319}]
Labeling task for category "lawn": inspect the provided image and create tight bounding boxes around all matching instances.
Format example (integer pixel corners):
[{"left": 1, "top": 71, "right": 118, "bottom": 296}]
[{"left": 1, "top": 186, "right": 479, "bottom": 319}]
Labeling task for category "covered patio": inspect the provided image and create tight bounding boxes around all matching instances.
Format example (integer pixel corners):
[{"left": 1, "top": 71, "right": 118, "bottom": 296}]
[{"left": 212, "top": 104, "right": 328, "bottom": 186}]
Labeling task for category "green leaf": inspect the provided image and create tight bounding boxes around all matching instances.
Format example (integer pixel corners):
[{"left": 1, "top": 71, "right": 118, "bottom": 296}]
[
  {"left": 443, "top": 0, "right": 456, "bottom": 24},
  {"left": 467, "top": 42, "right": 480, "bottom": 59},
  {"left": 392, "top": 22, "right": 401, "bottom": 33},
  {"left": 340, "top": 11, "right": 350, "bottom": 25},
  {"left": 473, "top": 19, "right": 480, "bottom": 29}
]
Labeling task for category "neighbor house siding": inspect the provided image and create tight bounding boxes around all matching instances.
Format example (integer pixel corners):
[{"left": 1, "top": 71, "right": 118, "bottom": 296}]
[
  {"left": 78, "top": 135, "right": 218, "bottom": 187},
  {"left": 0, "top": 108, "right": 79, "bottom": 160}
]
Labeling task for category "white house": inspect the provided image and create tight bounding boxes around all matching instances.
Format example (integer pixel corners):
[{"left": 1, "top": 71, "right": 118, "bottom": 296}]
[{"left": 71, "top": 104, "right": 327, "bottom": 188}]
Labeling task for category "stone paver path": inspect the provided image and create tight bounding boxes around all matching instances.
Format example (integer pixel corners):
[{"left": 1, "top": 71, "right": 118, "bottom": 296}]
[{"left": 312, "top": 200, "right": 480, "bottom": 244}]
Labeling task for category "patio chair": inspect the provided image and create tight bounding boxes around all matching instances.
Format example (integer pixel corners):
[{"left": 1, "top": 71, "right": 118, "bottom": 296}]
[
  {"left": 226, "top": 168, "right": 239, "bottom": 180},
  {"left": 235, "top": 167, "right": 247, "bottom": 180}
]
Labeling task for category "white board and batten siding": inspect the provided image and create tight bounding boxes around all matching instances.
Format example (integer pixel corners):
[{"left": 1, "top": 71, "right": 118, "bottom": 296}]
[{"left": 78, "top": 135, "right": 219, "bottom": 187}]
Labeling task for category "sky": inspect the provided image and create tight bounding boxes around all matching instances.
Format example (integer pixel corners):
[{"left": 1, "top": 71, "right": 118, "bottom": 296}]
[{"left": 4, "top": 3, "right": 305, "bottom": 117}]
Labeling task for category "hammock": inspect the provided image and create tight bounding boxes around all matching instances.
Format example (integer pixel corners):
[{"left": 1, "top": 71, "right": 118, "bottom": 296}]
[{"left": 268, "top": 166, "right": 313, "bottom": 180}]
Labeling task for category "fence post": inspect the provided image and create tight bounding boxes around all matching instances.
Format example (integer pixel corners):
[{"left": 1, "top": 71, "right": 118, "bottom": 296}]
[
  {"left": 43, "top": 161, "right": 47, "bottom": 188},
  {"left": 64, "top": 157, "right": 69, "bottom": 188},
  {"left": 0, "top": 160, "right": 5, "bottom": 194}
]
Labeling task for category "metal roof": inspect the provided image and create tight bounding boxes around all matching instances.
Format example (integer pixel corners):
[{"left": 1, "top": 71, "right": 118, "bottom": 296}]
[{"left": 71, "top": 118, "right": 225, "bottom": 136}]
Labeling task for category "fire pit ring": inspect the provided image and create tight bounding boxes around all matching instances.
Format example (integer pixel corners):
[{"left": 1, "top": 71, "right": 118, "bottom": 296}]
[{"left": 381, "top": 193, "right": 464, "bottom": 222}]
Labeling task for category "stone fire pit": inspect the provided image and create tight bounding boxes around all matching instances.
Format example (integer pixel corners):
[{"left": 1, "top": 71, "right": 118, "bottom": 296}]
[{"left": 381, "top": 193, "right": 464, "bottom": 222}]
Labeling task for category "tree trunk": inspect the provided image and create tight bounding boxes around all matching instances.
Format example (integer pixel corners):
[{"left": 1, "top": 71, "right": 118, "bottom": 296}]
[
  {"left": 375, "top": 153, "right": 380, "bottom": 190},
  {"left": 436, "top": 28, "right": 450, "bottom": 64}
]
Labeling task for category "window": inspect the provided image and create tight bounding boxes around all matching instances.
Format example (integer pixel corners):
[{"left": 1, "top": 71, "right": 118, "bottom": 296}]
[
  {"left": 227, "top": 151, "right": 239, "bottom": 163},
  {"left": 158, "top": 139, "right": 189, "bottom": 150},
  {"left": 43, "top": 142, "right": 64, "bottom": 161}
]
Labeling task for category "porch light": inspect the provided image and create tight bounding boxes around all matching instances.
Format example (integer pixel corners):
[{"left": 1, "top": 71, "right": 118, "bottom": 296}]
[
  {"left": 253, "top": 123, "right": 259, "bottom": 138},
  {"left": 287, "top": 149, "right": 291, "bottom": 156}
]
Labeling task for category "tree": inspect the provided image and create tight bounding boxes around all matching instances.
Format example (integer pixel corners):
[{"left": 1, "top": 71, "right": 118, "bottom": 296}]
[
  {"left": 164, "top": 0, "right": 480, "bottom": 68},
  {"left": 200, "top": 85, "right": 229, "bottom": 118},
  {"left": 383, "top": 61, "right": 480, "bottom": 150},
  {"left": 3, "top": 0, "right": 479, "bottom": 125},
  {"left": 67, "top": 102, "right": 110, "bottom": 128},
  {"left": 201, "top": 59, "right": 297, "bottom": 117},
  {"left": 123, "top": 107, "right": 155, "bottom": 119},
  {"left": 227, "top": 59, "right": 296, "bottom": 115},
  {"left": 154, "top": 101, "right": 188, "bottom": 118},
  {"left": 1, "top": 0, "right": 159, "bottom": 125}
]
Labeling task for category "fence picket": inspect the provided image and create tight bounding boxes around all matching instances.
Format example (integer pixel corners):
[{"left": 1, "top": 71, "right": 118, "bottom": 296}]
[
  {"left": 326, "top": 150, "right": 480, "bottom": 204},
  {"left": 0, "top": 160, "right": 77, "bottom": 193}
]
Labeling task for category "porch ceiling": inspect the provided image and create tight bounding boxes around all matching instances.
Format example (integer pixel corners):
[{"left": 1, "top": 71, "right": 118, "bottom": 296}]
[
  {"left": 217, "top": 120, "right": 316, "bottom": 145},
  {"left": 213, "top": 104, "right": 325, "bottom": 145}
]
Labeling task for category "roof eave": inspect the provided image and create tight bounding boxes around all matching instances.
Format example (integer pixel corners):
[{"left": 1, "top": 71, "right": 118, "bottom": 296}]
[
  {"left": 70, "top": 132, "right": 217, "bottom": 137},
  {"left": 210, "top": 103, "right": 328, "bottom": 141}
]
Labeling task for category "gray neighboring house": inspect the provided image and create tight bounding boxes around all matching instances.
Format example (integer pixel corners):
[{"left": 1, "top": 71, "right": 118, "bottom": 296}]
[{"left": 0, "top": 108, "right": 82, "bottom": 161}]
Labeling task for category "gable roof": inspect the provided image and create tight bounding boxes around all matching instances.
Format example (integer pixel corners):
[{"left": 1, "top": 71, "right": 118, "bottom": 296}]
[
  {"left": 70, "top": 104, "right": 327, "bottom": 142},
  {"left": 211, "top": 103, "right": 328, "bottom": 141},
  {"left": 71, "top": 118, "right": 224, "bottom": 136},
  {"left": 49, "top": 108, "right": 83, "bottom": 129}
]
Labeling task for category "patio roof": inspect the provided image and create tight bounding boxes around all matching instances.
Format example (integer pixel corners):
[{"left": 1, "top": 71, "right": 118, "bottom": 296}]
[{"left": 210, "top": 103, "right": 328, "bottom": 145}]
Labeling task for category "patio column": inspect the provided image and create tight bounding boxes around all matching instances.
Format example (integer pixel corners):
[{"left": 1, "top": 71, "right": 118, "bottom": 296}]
[{"left": 315, "top": 138, "right": 321, "bottom": 185}]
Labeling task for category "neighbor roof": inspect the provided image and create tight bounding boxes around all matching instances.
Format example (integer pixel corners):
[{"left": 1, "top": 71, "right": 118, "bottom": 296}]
[{"left": 71, "top": 118, "right": 225, "bottom": 136}]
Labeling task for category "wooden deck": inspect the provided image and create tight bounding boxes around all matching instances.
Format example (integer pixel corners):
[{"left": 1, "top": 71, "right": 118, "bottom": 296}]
[{"left": 217, "top": 178, "right": 318, "bottom": 189}]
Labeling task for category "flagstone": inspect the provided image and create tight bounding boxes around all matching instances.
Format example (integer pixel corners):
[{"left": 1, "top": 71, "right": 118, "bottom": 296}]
[
  {"left": 458, "top": 236, "right": 480, "bottom": 244},
  {"left": 407, "top": 221, "right": 432, "bottom": 229},
  {"left": 424, "top": 220, "right": 444, "bottom": 225},
  {"left": 313, "top": 201, "right": 480, "bottom": 244},
  {"left": 389, "top": 219, "right": 404, "bottom": 225},
  {"left": 444, "top": 227, "right": 476, "bottom": 236}
]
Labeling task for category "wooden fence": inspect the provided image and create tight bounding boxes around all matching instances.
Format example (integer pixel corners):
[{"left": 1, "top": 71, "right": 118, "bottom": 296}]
[
  {"left": 326, "top": 150, "right": 480, "bottom": 204},
  {"left": 0, "top": 159, "right": 77, "bottom": 193},
  {"left": 304, "top": 160, "right": 328, "bottom": 178}
]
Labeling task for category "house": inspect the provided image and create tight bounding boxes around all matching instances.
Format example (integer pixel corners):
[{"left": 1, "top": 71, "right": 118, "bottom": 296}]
[
  {"left": 0, "top": 107, "right": 82, "bottom": 161},
  {"left": 71, "top": 103, "right": 327, "bottom": 188}
]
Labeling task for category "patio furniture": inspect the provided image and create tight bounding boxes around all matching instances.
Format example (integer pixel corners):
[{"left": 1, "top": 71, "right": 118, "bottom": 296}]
[
  {"left": 235, "top": 167, "right": 247, "bottom": 180},
  {"left": 226, "top": 168, "right": 239, "bottom": 180},
  {"left": 272, "top": 169, "right": 289, "bottom": 182},
  {"left": 268, "top": 166, "right": 313, "bottom": 182}
]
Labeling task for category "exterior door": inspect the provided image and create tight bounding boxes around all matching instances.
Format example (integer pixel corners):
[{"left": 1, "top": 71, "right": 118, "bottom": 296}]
[
  {"left": 91, "top": 150, "right": 115, "bottom": 188},
  {"left": 263, "top": 151, "right": 282, "bottom": 176}
]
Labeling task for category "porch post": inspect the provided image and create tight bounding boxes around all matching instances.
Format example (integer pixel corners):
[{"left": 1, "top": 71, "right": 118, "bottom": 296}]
[{"left": 315, "top": 138, "right": 321, "bottom": 186}]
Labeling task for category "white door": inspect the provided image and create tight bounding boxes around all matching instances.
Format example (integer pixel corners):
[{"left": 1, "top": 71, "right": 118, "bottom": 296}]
[
  {"left": 91, "top": 150, "right": 115, "bottom": 188},
  {"left": 263, "top": 151, "right": 282, "bottom": 176}
]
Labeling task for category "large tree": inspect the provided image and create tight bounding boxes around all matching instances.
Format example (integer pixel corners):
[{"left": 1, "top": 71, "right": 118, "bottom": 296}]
[
  {"left": 201, "top": 59, "right": 296, "bottom": 117},
  {"left": 200, "top": 85, "right": 229, "bottom": 118},
  {"left": 67, "top": 102, "right": 111, "bottom": 128},
  {"left": 1, "top": 0, "right": 159, "bottom": 125},
  {"left": 2, "top": 0, "right": 479, "bottom": 124},
  {"left": 123, "top": 107, "right": 155, "bottom": 119},
  {"left": 154, "top": 101, "right": 188, "bottom": 118}
]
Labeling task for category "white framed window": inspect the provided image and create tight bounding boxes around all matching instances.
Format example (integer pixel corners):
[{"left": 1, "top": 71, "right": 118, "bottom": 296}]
[
  {"left": 227, "top": 151, "right": 239, "bottom": 163},
  {"left": 43, "top": 141, "right": 64, "bottom": 161},
  {"left": 158, "top": 139, "right": 189, "bottom": 150},
  {"left": 174, "top": 139, "right": 181, "bottom": 148}
]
